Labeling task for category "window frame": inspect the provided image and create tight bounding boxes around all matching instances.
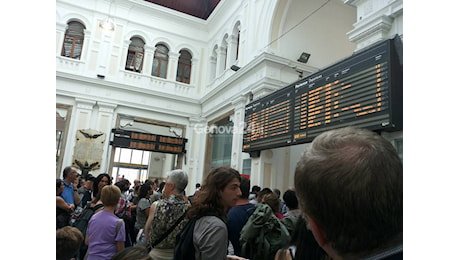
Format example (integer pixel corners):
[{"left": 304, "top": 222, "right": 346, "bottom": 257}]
[
  {"left": 152, "top": 44, "right": 169, "bottom": 78},
  {"left": 125, "top": 37, "right": 145, "bottom": 73},
  {"left": 176, "top": 50, "right": 192, "bottom": 84},
  {"left": 61, "top": 21, "right": 85, "bottom": 60}
]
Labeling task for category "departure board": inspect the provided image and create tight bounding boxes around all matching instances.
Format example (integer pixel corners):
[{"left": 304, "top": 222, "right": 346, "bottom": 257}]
[
  {"left": 243, "top": 36, "right": 402, "bottom": 153},
  {"left": 110, "top": 128, "right": 187, "bottom": 154},
  {"left": 243, "top": 86, "right": 293, "bottom": 151}
]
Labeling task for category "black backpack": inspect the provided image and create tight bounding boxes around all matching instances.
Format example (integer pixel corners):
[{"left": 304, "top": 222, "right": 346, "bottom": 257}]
[
  {"left": 173, "top": 217, "right": 196, "bottom": 260},
  {"left": 173, "top": 212, "right": 221, "bottom": 260},
  {"left": 72, "top": 203, "right": 104, "bottom": 237}
]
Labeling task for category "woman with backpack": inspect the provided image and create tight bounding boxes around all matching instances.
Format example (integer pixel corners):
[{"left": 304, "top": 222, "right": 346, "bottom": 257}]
[{"left": 174, "top": 166, "right": 244, "bottom": 260}]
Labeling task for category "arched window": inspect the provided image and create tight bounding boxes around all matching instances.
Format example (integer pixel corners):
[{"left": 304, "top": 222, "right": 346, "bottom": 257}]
[
  {"left": 152, "top": 44, "right": 169, "bottom": 78},
  {"left": 125, "top": 37, "right": 145, "bottom": 73},
  {"left": 236, "top": 29, "right": 240, "bottom": 60},
  {"left": 176, "top": 50, "right": 192, "bottom": 84},
  {"left": 61, "top": 21, "right": 85, "bottom": 60}
]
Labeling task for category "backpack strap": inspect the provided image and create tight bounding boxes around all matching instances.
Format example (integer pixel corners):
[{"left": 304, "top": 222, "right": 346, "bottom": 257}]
[
  {"left": 91, "top": 203, "right": 104, "bottom": 212},
  {"left": 150, "top": 209, "right": 188, "bottom": 249},
  {"left": 115, "top": 218, "right": 123, "bottom": 234}
]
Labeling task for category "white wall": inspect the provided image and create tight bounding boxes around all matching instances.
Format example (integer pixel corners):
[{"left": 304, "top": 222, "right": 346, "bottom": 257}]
[{"left": 56, "top": 0, "right": 403, "bottom": 191}]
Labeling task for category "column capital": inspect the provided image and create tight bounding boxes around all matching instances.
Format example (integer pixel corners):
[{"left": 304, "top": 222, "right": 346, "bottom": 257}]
[{"left": 75, "top": 98, "right": 96, "bottom": 110}]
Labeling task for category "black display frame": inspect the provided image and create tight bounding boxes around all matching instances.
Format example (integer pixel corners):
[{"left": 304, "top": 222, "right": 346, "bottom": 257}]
[
  {"left": 242, "top": 36, "right": 403, "bottom": 153},
  {"left": 110, "top": 128, "right": 187, "bottom": 154}
]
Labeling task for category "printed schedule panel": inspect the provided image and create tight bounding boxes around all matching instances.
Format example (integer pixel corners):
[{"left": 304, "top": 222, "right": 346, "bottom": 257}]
[{"left": 243, "top": 37, "right": 402, "bottom": 152}]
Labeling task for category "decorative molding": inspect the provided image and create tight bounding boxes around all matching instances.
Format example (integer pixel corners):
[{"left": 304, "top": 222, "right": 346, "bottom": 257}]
[
  {"left": 56, "top": 108, "right": 68, "bottom": 119},
  {"left": 75, "top": 98, "right": 96, "bottom": 110},
  {"left": 97, "top": 101, "right": 117, "bottom": 113},
  {"left": 347, "top": 15, "right": 393, "bottom": 49}
]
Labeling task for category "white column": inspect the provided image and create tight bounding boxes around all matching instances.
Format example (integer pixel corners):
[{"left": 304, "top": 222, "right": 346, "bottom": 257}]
[
  {"left": 216, "top": 46, "right": 227, "bottom": 75},
  {"left": 167, "top": 52, "right": 179, "bottom": 81},
  {"left": 56, "top": 22, "right": 67, "bottom": 56},
  {"left": 185, "top": 116, "right": 207, "bottom": 196},
  {"left": 143, "top": 45, "right": 155, "bottom": 76},
  {"left": 250, "top": 149, "right": 273, "bottom": 188},
  {"left": 209, "top": 55, "right": 217, "bottom": 82},
  {"left": 82, "top": 29, "right": 92, "bottom": 63},
  {"left": 62, "top": 99, "right": 96, "bottom": 169},
  {"left": 190, "top": 57, "right": 198, "bottom": 85},
  {"left": 96, "top": 102, "right": 117, "bottom": 173},
  {"left": 230, "top": 95, "right": 246, "bottom": 171},
  {"left": 96, "top": 31, "right": 112, "bottom": 77},
  {"left": 226, "top": 35, "right": 239, "bottom": 67}
]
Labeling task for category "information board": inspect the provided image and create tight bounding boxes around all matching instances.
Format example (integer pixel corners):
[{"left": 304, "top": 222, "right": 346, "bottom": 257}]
[
  {"left": 110, "top": 128, "right": 187, "bottom": 154},
  {"left": 243, "top": 37, "right": 402, "bottom": 152},
  {"left": 242, "top": 86, "right": 293, "bottom": 151}
]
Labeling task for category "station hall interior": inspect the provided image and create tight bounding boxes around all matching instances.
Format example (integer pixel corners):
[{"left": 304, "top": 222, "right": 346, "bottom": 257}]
[{"left": 56, "top": 0, "right": 403, "bottom": 196}]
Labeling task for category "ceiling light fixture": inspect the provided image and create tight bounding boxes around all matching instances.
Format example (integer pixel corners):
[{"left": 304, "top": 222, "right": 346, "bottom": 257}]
[{"left": 99, "top": 0, "right": 115, "bottom": 31}]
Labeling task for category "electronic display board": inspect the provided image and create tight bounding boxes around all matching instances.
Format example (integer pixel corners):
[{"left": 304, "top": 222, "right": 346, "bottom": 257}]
[
  {"left": 242, "top": 86, "right": 294, "bottom": 151},
  {"left": 110, "top": 128, "right": 187, "bottom": 154},
  {"left": 243, "top": 36, "right": 402, "bottom": 153}
]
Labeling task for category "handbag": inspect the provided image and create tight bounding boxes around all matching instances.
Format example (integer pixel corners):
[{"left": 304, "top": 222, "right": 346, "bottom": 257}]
[{"left": 136, "top": 228, "right": 146, "bottom": 246}]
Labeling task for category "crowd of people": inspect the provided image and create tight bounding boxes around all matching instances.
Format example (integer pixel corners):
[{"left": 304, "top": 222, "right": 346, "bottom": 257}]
[{"left": 56, "top": 127, "right": 403, "bottom": 260}]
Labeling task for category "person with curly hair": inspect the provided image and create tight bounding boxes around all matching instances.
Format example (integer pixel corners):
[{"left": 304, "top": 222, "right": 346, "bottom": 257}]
[{"left": 186, "top": 166, "right": 242, "bottom": 260}]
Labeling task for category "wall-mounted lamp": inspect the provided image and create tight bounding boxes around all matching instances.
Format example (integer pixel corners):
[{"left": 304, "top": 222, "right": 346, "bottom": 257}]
[
  {"left": 99, "top": 0, "right": 115, "bottom": 31},
  {"left": 297, "top": 52, "right": 311, "bottom": 63},
  {"left": 231, "top": 65, "right": 241, "bottom": 71}
]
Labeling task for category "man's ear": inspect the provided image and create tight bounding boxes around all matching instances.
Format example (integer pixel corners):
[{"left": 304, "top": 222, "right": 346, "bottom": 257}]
[{"left": 305, "top": 214, "right": 328, "bottom": 247}]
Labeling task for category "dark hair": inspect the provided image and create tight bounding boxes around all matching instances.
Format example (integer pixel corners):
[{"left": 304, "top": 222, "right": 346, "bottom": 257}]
[
  {"left": 115, "top": 180, "right": 129, "bottom": 193},
  {"left": 56, "top": 178, "right": 63, "bottom": 190},
  {"left": 273, "top": 188, "right": 281, "bottom": 198},
  {"left": 251, "top": 185, "right": 261, "bottom": 193},
  {"left": 158, "top": 181, "right": 166, "bottom": 193},
  {"left": 62, "top": 166, "right": 76, "bottom": 179},
  {"left": 239, "top": 176, "right": 250, "bottom": 199},
  {"left": 277, "top": 216, "right": 328, "bottom": 260},
  {"left": 187, "top": 166, "right": 241, "bottom": 220},
  {"left": 283, "top": 190, "right": 299, "bottom": 210},
  {"left": 92, "top": 173, "right": 112, "bottom": 203},
  {"left": 86, "top": 176, "right": 96, "bottom": 182},
  {"left": 295, "top": 127, "right": 403, "bottom": 257},
  {"left": 139, "top": 183, "right": 152, "bottom": 199},
  {"left": 258, "top": 187, "right": 273, "bottom": 201}
]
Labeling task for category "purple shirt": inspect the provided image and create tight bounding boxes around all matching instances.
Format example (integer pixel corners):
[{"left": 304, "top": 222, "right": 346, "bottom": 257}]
[{"left": 86, "top": 210, "right": 125, "bottom": 260}]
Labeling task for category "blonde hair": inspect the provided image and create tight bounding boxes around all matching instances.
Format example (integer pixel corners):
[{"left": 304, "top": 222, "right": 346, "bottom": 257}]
[{"left": 101, "top": 185, "right": 121, "bottom": 207}]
